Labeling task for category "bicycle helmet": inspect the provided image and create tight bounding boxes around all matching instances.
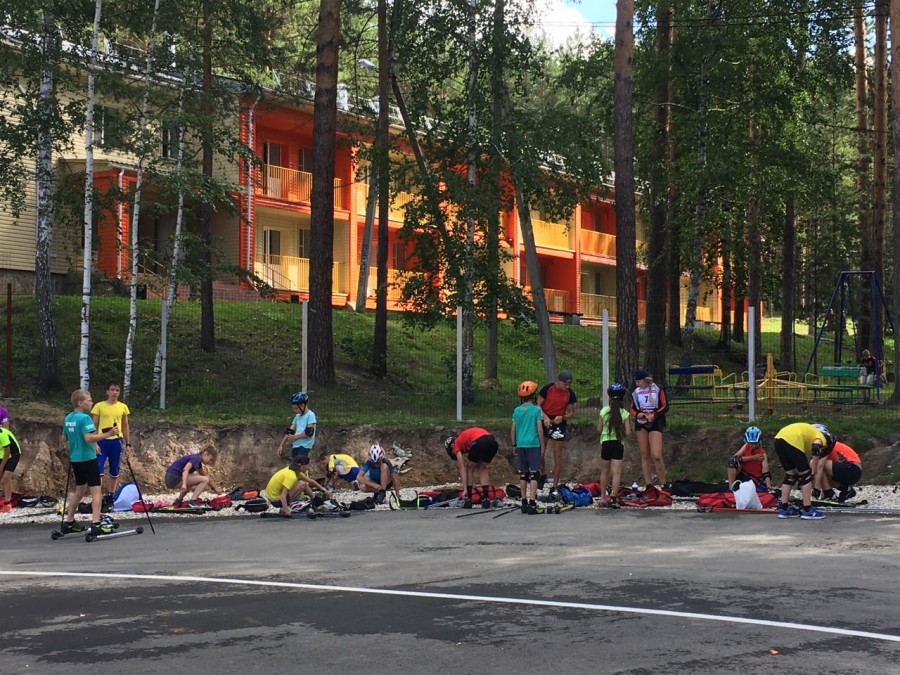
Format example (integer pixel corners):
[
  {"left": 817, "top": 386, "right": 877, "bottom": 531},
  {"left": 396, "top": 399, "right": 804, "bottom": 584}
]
[
  {"left": 444, "top": 435, "right": 457, "bottom": 459},
  {"left": 811, "top": 423, "right": 834, "bottom": 449},
  {"left": 290, "top": 391, "right": 309, "bottom": 406},
  {"left": 744, "top": 426, "right": 762, "bottom": 444},
  {"left": 607, "top": 382, "right": 626, "bottom": 400},
  {"left": 518, "top": 380, "right": 538, "bottom": 397},
  {"left": 368, "top": 444, "right": 385, "bottom": 464}
]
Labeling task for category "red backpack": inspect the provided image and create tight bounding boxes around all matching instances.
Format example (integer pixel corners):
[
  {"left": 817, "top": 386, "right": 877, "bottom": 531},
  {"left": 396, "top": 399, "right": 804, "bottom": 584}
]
[
  {"left": 464, "top": 486, "right": 506, "bottom": 504},
  {"left": 616, "top": 485, "right": 673, "bottom": 507}
]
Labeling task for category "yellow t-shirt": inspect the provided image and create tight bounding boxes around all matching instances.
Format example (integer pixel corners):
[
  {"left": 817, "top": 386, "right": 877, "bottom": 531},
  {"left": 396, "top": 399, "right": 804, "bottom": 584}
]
[
  {"left": 265, "top": 467, "right": 302, "bottom": 502},
  {"left": 775, "top": 422, "right": 826, "bottom": 456},
  {"left": 327, "top": 453, "right": 359, "bottom": 477},
  {"left": 91, "top": 400, "right": 130, "bottom": 440}
]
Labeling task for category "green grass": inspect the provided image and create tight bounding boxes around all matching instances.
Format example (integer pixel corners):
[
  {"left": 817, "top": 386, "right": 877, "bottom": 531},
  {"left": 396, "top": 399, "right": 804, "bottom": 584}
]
[{"left": 4, "top": 295, "right": 898, "bottom": 429}]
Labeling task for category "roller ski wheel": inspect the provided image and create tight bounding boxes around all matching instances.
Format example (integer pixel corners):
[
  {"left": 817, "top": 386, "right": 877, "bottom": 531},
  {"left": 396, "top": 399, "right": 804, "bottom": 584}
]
[
  {"left": 85, "top": 526, "right": 144, "bottom": 543},
  {"left": 51, "top": 531, "right": 62, "bottom": 540},
  {"left": 307, "top": 510, "right": 318, "bottom": 520},
  {"left": 340, "top": 510, "right": 351, "bottom": 518}
]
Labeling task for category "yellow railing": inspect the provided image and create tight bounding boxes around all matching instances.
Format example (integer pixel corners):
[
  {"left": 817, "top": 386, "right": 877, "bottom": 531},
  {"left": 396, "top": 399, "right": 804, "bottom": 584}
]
[
  {"left": 521, "top": 218, "right": 573, "bottom": 251},
  {"left": 254, "top": 254, "right": 345, "bottom": 293},
  {"left": 544, "top": 288, "right": 571, "bottom": 312},
  {"left": 256, "top": 165, "right": 344, "bottom": 209},
  {"left": 578, "top": 293, "right": 647, "bottom": 324},
  {"left": 355, "top": 182, "right": 416, "bottom": 221},
  {"left": 580, "top": 229, "right": 616, "bottom": 257}
]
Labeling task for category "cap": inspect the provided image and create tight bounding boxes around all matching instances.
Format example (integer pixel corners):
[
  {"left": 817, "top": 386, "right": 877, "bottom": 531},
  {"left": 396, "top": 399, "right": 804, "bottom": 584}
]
[
  {"left": 557, "top": 371, "right": 573, "bottom": 383},
  {"left": 633, "top": 368, "right": 651, "bottom": 380}
]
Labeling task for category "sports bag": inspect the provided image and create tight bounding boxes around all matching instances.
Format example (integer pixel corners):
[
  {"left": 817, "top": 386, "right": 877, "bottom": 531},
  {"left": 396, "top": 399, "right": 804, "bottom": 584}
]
[
  {"left": 466, "top": 486, "right": 506, "bottom": 504},
  {"left": 697, "top": 491, "right": 777, "bottom": 510},
  {"left": 558, "top": 485, "right": 593, "bottom": 507},
  {"left": 616, "top": 485, "right": 673, "bottom": 508},
  {"left": 236, "top": 497, "right": 269, "bottom": 513},
  {"left": 206, "top": 496, "right": 233, "bottom": 510}
]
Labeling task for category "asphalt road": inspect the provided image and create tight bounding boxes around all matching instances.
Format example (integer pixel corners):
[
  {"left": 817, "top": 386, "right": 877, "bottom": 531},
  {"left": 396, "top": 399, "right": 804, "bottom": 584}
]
[{"left": 2, "top": 508, "right": 899, "bottom": 674}]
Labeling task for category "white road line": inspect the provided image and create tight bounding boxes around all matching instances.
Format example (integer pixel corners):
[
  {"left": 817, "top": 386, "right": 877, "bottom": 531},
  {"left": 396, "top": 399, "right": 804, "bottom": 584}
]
[{"left": 2, "top": 570, "right": 898, "bottom": 644}]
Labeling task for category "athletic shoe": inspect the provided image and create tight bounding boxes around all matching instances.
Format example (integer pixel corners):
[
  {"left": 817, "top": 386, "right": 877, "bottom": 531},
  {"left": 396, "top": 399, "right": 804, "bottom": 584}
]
[
  {"left": 481, "top": 499, "right": 492, "bottom": 509},
  {"left": 60, "top": 521, "right": 87, "bottom": 534},
  {"left": 521, "top": 501, "right": 529, "bottom": 514},
  {"left": 91, "top": 521, "right": 115, "bottom": 536},
  {"left": 185, "top": 500, "right": 203, "bottom": 508},
  {"left": 800, "top": 507, "right": 826, "bottom": 520},
  {"left": 777, "top": 505, "right": 801, "bottom": 519},
  {"left": 839, "top": 487, "right": 857, "bottom": 503},
  {"left": 607, "top": 497, "right": 620, "bottom": 510},
  {"left": 374, "top": 491, "right": 386, "bottom": 505},
  {"left": 0, "top": 503, "right": 11, "bottom": 513},
  {"left": 462, "top": 499, "right": 473, "bottom": 509},
  {"left": 525, "top": 503, "right": 544, "bottom": 515},
  {"left": 821, "top": 490, "right": 837, "bottom": 502},
  {"left": 351, "top": 480, "right": 360, "bottom": 491},
  {"left": 811, "top": 488, "right": 821, "bottom": 500}
]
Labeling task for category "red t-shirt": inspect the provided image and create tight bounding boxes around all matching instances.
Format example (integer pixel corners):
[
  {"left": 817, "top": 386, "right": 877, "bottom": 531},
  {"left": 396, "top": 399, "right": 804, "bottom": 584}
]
[
  {"left": 827, "top": 441, "right": 860, "bottom": 464},
  {"left": 452, "top": 428, "right": 490, "bottom": 457},
  {"left": 539, "top": 383, "right": 577, "bottom": 417},
  {"left": 736, "top": 442, "right": 764, "bottom": 481}
]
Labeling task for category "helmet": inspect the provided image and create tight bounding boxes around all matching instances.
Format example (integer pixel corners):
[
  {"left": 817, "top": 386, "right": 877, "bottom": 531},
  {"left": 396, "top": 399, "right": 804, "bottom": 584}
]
[
  {"left": 812, "top": 423, "right": 834, "bottom": 448},
  {"left": 744, "top": 426, "right": 762, "bottom": 444},
  {"left": 368, "top": 444, "right": 385, "bottom": 464},
  {"left": 607, "top": 382, "right": 626, "bottom": 400},
  {"left": 444, "top": 435, "right": 457, "bottom": 459},
  {"left": 290, "top": 391, "right": 309, "bottom": 406},
  {"left": 518, "top": 381, "right": 538, "bottom": 397}
]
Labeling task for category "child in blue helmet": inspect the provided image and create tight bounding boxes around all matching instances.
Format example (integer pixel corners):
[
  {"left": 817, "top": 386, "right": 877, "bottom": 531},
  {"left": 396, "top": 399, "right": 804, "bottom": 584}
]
[
  {"left": 277, "top": 391, "right": 316, "bottom": 466},
  {"left": 726, "top": 426, "right": 772, "bottom": 490},
  {"left": 596, "top": 383, "right": 633, "bottom": 508}
]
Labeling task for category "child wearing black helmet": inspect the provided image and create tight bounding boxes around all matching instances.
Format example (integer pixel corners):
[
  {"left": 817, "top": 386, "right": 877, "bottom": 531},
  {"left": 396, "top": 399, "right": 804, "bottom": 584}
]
[
  {"left": 277, "top": 391, "right": 316, "bottom": 465},
  {"left": 511, "top": 381, "right": 546, "bottom": 514},
  {"left": 727, "top": 426, "right": 772, "bottom": 489},
  {"left": 596, "top": 383, "right": 632, "bottom": 508}
]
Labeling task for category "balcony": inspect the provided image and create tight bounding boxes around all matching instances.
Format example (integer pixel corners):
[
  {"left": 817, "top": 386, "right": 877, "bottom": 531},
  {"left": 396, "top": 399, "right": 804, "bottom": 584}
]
[
  {"left": 519, "top": 218, "right": 573, "bottom": 251},
  {"left": 352, "top": 266, "right": 404, "bottom": 301},
  {"left": 256, "top": 164, "right": 344, "bottom": 209},
  {"left": 580, "top": 229, "right": 616, "bottom": 257},
  {"left": 254, "top": 254, "right": 346, "bottom": 293},
  {"left": 355, "top": 182, "right": 416, "bottom": 222},
  {"left": 580, "top": 293, "right": 647, "bottom": 323}
]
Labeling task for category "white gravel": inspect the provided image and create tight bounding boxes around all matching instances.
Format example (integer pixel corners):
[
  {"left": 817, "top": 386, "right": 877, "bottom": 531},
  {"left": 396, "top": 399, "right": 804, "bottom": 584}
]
[{"left": 2, "top": 483, "right": 898, "bottom": 527}]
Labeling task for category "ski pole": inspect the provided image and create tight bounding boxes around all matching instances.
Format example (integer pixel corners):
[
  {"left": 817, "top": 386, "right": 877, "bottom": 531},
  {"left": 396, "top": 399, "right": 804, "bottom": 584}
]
[
  {"left": 124, "top": 451, "right": 155, "bottom": 534},
  {"left": 58, "top": 460, "right": 72, "bottom": 531}
]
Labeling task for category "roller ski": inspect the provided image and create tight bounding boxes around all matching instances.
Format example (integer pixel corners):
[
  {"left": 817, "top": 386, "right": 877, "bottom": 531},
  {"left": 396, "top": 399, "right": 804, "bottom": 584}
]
[
  {"left": 51, "top": 515, "right": 119, "bottom": 540},
  {"left": 306, "top": 495, "right": 352, "bottom": 519},
  {"left": 456, "top": 499, "right": 506, "bottom": 517},
  {"left": 85, "top": 522, "right": 144, "bottom": 542},
  {"left": 261, "top": 500, "right": 311, "bottom": 518}
]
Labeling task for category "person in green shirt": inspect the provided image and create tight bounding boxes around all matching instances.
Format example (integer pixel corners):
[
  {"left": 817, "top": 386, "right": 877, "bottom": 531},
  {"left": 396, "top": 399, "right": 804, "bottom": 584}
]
[{"left": 596, "top": 383, "right": 633, "bottom": 508}]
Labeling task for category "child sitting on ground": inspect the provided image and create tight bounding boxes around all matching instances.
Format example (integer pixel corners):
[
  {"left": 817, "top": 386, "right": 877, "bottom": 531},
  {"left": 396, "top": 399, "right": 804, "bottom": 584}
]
[
  {"left": 726, "top": 426, "right": 772, "bottom": 490},
  {"left": 265, "top": 460, "right": 332, "bottom": 516},
  {"left": 357, "top": 444, "right": 401, "bottom": 504},
  {"left": 165, "top": 448, "right": 218, "bottom": 507}
]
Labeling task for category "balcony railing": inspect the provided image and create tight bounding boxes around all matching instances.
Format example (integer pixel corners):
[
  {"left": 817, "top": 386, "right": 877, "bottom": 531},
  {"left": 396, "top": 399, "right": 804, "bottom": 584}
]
[
  {"left": 580, "top": 229, "right": 616, "bottom": 257},
  {"left": 579, "top": 293, "right": 647, "bottom": 323},
  {"left": 355, "top": 266, "right": 403, "bottom": 301},
  {"left": 256, "top": 164, "right": 344, "bottom": 209},
  {"left": 519, "top": 218, "right": 573, "bottom": 251},
  {"left": 254, "top": 254, "right": 345, "bottom": 293},
  {"left": 355, "top": 182, "right": 416, "bottom": 221}
]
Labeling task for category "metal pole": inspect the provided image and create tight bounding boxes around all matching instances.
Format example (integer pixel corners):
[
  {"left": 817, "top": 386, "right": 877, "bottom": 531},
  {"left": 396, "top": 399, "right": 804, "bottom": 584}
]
[
  {"left": 602, "top": 309, "right": 609, "bottom": 408},
  {"left": 748, "top": 307, "right": 756, "bottom": 422},
  {"left": 301, "top": 301, "right": 308, "bottom": 392},
  {"left": 159, "top": 297, "right": 167, "bottom": 410},
  {"left": 456, "top": 306, "right": 463, "bottom": 422}
]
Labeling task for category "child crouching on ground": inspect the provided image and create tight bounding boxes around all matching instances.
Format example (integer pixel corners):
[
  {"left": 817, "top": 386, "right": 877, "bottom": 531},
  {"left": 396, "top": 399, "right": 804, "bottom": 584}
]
[
  {"left": 511, "top": 381, "right": 546, "bottom": 514},
  {"left": 265, "top": 460, "right": 332, "bottom": 516},
  {"left": 165, "top": 448, "right": 218, "bottom": 507}
]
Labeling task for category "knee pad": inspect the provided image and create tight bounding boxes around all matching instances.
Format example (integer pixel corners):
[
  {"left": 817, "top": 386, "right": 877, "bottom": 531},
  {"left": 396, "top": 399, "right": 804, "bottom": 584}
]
[
  {"left": 782, "top": 474, "right": 798, "bottom": 487},
  {"left": 727, "top": 457, "right": 741, "bottom": 470},
  {"left": 797, "top": 471, "right": 812, "bottom": 486},
  {"left": 760, "top": 472, "right": 771, "bottom": 481},
  {"left": 520, "top": 472, "right": 530, "bottom": 482}
]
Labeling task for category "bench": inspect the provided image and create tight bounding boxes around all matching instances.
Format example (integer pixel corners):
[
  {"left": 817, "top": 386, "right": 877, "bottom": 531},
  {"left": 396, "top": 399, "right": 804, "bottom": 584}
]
[
  {"left": 805, "top": 365, "right": 872, "bottom": 402},
  {"left": 666, "top": 365, "right": 723, "bottom": 403}
]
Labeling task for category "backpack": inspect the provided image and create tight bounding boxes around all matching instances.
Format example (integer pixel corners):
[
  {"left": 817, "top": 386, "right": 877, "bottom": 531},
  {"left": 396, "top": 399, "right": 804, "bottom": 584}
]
[
  {"left": 349, "top": 497, "right": 376, "bottom": 511},
  {"left": 132, "top": 500, "right": 154, "bottom": 512},
  {"left": 581, "top": 482, "right": 603, "bottom": 497},
  {"left": 616, "top": 485, "right": 673, "bottom": 508},
  {"left": 418, "top": 490, "right": 461, "bottom": 507},
  {"left": 206, "top": 496, "right": 233, "bottom": 510},
  {"left": 466, "top": 486, "right": 506, "bottom": 504},
  {"left": 113, "top": 483, "right": 140, "bottom": 511},
  {"left": 558, "top": 485, "right": 593, "bottom": 507},
  {"left": 236, "top": 497, "right": 269, "bottom": 513},
  {"left": 227, "top": 487, "right": 260, "bottom": 501}
]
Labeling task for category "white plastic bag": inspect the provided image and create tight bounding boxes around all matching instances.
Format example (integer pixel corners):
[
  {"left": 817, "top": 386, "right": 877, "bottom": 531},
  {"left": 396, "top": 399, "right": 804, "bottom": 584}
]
[{"left": 733, "top": 480, "right": 763, "bottom": 510}]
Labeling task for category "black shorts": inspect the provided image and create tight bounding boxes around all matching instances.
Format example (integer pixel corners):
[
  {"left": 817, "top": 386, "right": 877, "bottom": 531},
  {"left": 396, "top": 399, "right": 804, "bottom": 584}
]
[
  {"left": 1, "top": 453, "right": 19, "bottom": 474},
  {"left": 773, "top": 438, "right": 811, "bottom": 473},
  {"left": 600, "top": 440, "right": 624, "bottom": 462},
  {"left": 164, "top": 472, "right": 182, "bottom": 489},
  {"left": 467, "top": 435, "right": 498, "bottom": 464},
  {"left": 72, "top": 459, "right": 101, "bottom": 488},
  {"left": 635, "top": 414, "right": 666, "bottom": 433},
  {"left": 545, "top": 420, "right": 569, "bottom": 441},
  {"left": 832, "top": 461, "right": 862, "bottom": 487}
]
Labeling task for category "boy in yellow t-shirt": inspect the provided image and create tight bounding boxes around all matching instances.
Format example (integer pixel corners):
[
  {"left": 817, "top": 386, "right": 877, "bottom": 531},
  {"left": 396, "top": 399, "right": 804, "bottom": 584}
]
[
  {"left": 265, "top": 461, "right": 332, "bottom": 516},
  {"left": 90, "top": 381, "right": 131, "bottom": 496},
  {"left": 319, "top": 452, "right": 361, "bottom": 490}
]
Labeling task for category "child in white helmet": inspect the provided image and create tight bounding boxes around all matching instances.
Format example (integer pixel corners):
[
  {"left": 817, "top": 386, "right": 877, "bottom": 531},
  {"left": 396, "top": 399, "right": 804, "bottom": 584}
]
[{"left": 357, "top": 444, "right": 401, "bottom": 504}]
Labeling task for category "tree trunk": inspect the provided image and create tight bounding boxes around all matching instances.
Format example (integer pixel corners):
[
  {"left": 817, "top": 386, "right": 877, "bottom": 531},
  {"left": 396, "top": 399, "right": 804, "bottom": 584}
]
[
  {"left": 872, "top": 0, "right": 887, "bottom": 356},
  {"left": 355, "top": 171, "right": 376, "bottom": 313},
  {"left": 124, "top": 0, "right": 161, "bottom": 398},
  {"left": 80, "top": 0, "right": 103, "bottom": 391},
  {"left": 666, "top": 147, "right": 682, "bottom": 347},
  {"left": 780, "top": 198, "right": 796, "bottom": 370},
  {"left": 35, "top": 9, "right": 59, "bottom": 393},
  {"left": 888, "top": 0, "right": 900, "bottom": 403},
  {"left": 718, "top": 229, "right": 731, "bottom": 348},
  {"left": 309, "top": 0, "right": 341, "bottom": 384},
  {"left": 199, "top": 0, "right": 215, "bottom": 353},
  {"left": 461, "top": 0, "right": 478, "bottom": 404},
  {"left": 514, "top": 186, "right": 557, "bottom": 382},
  {"left": 854, "top": 1, "right": 873, "bottom": 350},
  {"left": 613, "top": 0, "right": 639, "bottom": 385},
  {"left": 372, "top": 0, "right": 389, "bottom": 377},
  {"left": 643, "top": 1, "right": 672, "bottom": 386}
]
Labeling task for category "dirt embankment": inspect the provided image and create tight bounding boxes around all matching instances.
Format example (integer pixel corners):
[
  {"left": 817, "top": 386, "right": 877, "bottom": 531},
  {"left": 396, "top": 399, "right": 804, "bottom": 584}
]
[{"left": 10, "top": 418, "right": 900, "bottom": 495}]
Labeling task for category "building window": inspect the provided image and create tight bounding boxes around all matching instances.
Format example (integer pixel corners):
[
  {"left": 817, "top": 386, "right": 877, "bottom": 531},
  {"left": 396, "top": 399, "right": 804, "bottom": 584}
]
[
  {"left": 161, "top": 125, "right": 180, "bottom": 159},
  {"left": 298, "top": 148, "right": 312, "bottom": 173},
  {"left": 263, "top": 142, "right": 283, "bottom": 166},
  {"left": 298, "top": 229, "right": 310, "bottom": 259},
  {"left": 392, "top": 241, "right": 406, "bottom": 270},
  {"left": 97, "top": 107, "right": 127, "bottom": 150}
]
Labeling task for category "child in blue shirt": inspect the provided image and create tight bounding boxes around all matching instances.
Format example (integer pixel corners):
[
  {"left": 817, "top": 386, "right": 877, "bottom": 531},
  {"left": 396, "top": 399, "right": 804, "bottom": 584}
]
[
  {"left": 277, "top": 391, "right": 317, "bottom": 465},
  {"left": 511, "top": 381, "right": 546, "bottom": 514},
  {"left": 61, "top": 389, "right": 120, "bottom": 536}
]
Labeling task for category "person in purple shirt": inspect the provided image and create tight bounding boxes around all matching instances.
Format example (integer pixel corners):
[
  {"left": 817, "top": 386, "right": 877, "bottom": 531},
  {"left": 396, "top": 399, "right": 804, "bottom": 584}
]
[
  {"left": 164, "top": 448, "right": 218, "bottom": 507},
  {"left": 0, "top": 405, "right": 9, "bottom": 429}
]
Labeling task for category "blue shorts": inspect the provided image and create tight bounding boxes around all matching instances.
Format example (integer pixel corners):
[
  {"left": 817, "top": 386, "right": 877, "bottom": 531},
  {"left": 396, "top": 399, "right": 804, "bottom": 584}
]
[
  {"left": 291, "top": 448, "right": 311, "bottom": 464},
  {"left": 97, "top": 438, "right": 124, "bottom": 477},
  {"left": 341, "top": 467, "right": 360, "bottom": 482},
  {"left": 516, "top": 447, "right": 542, "bottom": 473},
  {"left": 362, "top": 465, "right": 396, "bottom": 483}
]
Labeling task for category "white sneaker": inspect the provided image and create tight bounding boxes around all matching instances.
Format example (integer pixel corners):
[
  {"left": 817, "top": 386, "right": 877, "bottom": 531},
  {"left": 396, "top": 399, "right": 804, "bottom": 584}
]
[{"left": 351, "top": 480, "right": 360, "bottom": 491}]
